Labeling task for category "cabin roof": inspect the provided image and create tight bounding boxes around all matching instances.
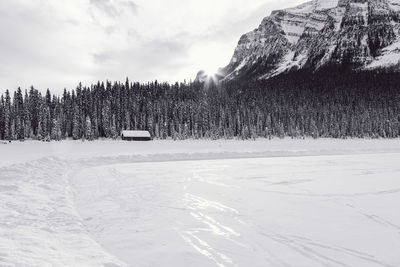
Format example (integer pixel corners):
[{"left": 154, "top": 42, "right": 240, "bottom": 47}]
[{"left": 121, "top": 130, "right": 151, "bottom": 138}]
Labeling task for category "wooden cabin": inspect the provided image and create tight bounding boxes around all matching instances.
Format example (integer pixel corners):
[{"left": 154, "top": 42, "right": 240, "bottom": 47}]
[{"left": 121, "top": 130, "right": 152, "bottom": 141}]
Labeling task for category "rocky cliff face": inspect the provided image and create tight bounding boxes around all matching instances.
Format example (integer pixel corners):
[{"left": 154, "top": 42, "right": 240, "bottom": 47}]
[{"left": 221, "top": 0, "right": 400, "bottom": 80}]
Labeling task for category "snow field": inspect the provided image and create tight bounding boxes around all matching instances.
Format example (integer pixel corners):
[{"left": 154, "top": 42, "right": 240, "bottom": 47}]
[
  {"left": 71, "top": 154, "right": 400, "bottom": 267},
  {"left": 1, "top": 139, "right": 400, "bottom": 266},
  {"left": 0, "top": 157, "right": 125, "bottom": 267}
]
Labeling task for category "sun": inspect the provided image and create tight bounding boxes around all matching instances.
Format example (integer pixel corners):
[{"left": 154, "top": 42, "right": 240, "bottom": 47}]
[
  {"left": 201, "top": 59, "right": 223, "bottom": 77},
  {"left": 195, "top": 64, "right": 222, "bottom": 84},
  {"left": 202, "top": 65, "right": 222, "bottom": 84},
  {"left": 192, "top": 43, "right": 230, "bottom": 83},
  {"left": 203, "top": 67, "right": 219, "bottom": 78},
  {"left": 196, "top": 68, "right": 221, "bottom": 85}
]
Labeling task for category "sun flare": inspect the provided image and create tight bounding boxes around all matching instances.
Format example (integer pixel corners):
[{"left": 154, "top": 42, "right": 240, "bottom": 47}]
[{"left": 202, "top": 68, "right": 219, "bottom": 78}]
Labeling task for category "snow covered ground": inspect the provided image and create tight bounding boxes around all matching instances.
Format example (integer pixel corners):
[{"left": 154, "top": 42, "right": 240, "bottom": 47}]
[{"left": 1, "top": 139, "right": 400, "bottom": 266}]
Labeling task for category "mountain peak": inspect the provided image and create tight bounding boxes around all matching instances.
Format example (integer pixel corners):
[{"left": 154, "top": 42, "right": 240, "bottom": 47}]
[{"left": 220, "top": 0, "right": 400, "bottom": 80}]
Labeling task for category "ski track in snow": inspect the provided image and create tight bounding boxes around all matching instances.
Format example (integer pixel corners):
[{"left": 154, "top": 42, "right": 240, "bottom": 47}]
[
  {"left": 1, "top": 145, "right": 400, "bottom": 266},
  {"left": 72, "top": 154, "right": 400, "bottom": 267},
  {"left": 0, "top": 157, "right": 126, "bottom": 267}
]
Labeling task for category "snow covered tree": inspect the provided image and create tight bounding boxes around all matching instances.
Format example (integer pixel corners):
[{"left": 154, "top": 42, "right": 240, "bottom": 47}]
[
  {"left": 72, "top": 105, "right": 80, "bottom": 140},
  {"left": 110, "top": 115, "right": 117, "bottom": 139},
  {"left": 85, "top": 116, "right": 93, "bottom": 141},
  {"left": 1, "top": 69, "right": 400, "bottom": 141},
  {"left": 51, "top": 118, "right": 62, "bottom": 141},
  {"left": 3, "top": 90, "right": 11, "bottom": 140}
]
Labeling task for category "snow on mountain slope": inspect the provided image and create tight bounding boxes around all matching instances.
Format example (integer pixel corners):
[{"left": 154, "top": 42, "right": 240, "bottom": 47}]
[
  {"left": 222, "top": 0, "right": 400, "bottom": 80},
  {"left": 389, "top": 0, "right": 400, "bottom": 11}
]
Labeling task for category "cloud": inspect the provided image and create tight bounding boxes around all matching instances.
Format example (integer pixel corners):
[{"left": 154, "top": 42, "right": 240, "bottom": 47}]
[
  {"left": 123, "top": 1, "right": 138, "bottom": 14},
  {"left": 93, "top": 53, "right": 112, "bottom": 64},
  {"left": 90, "top": 0, "right": 118, "bottom": 16},
  {"left": 0, "top": 0, "right": 305, "bottom": 94},
  {"left": 90, "top": 36, "right": 191, "bottom": 83},
  {"left": 90, "top": 0, "right": 138, "bottom": 17}
]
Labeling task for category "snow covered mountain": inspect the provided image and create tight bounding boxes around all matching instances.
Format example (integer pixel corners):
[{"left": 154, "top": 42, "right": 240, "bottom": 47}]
[{"left": 221, "top": 0, "right": 400, "bottom": 80}]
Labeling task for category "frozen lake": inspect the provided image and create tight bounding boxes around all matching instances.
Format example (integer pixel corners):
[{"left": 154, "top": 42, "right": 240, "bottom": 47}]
[
  {"left": 72, "top": 153, "right": 400, "bottom": 267},
  {"left": 2, "top": 140, "right": 400, "bottom": 266}
]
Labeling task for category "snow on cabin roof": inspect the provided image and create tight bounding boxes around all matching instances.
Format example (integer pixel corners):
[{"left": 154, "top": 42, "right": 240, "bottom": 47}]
[{"left": 121, "top": 130, "right": 151, "bottom": 138}]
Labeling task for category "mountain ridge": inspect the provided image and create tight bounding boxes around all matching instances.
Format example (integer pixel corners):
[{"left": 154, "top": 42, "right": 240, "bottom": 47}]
[{"left": 218, "top": 0, "right": 400, "bottom": 81}]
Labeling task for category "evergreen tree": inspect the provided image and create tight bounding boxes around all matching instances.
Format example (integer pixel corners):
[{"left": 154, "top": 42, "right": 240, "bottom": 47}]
[
  {"left": 1, "top": 69, "right": 400, "bottom": 141},
  {"left": 72, "top": 105, "right": 80, "bottom": 140},
  {"left": 51, "top": 118, "right": 62, "bottom": 141},
  {"left": 4, "top": 90, "right": 11, "bottom": 140},
  {"left": 85, "top": 116, "right": 93, "bottom": 141}
]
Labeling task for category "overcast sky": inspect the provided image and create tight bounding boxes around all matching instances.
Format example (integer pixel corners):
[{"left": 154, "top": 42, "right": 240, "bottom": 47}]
[{"left": 0, "top": 0, "right": 303, "bottom": 93}]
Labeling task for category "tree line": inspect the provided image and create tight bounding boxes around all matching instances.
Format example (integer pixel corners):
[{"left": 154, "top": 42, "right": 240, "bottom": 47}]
[{"left": 0, "top": 69, "right": 399, "bottom": 141}]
